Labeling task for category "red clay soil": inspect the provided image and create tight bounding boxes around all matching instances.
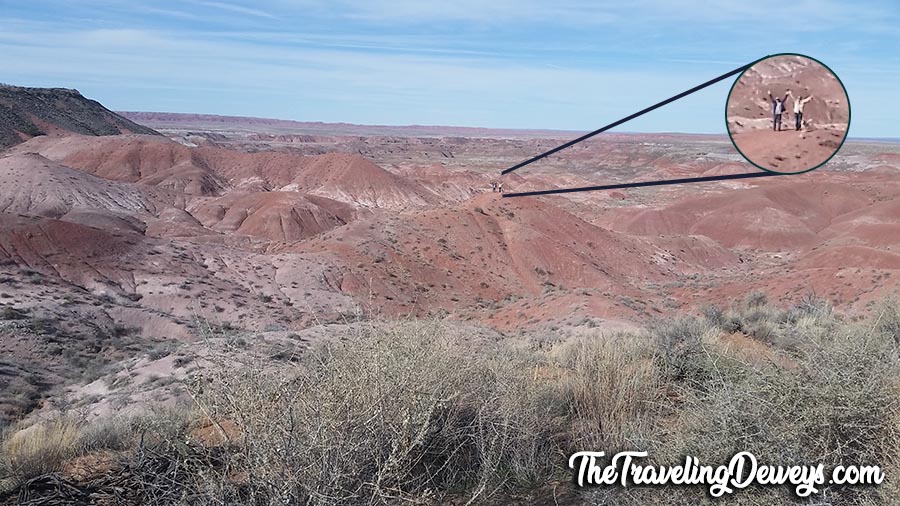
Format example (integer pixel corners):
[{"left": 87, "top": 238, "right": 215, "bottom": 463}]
[
  {"left": 15, "top": 135, "right": 439, "bottom": 208},
  {"left": 0, "top": 213, "right": 142, "bottom": 285},
  {"left": 0, "top": 127, "right": 897, "bottom": 334},
  {"left": 613, "top": 179, "right": 874, "bottom": 250},
  {"left": 730, "top": 128, "right": 847, "bottom": 173},
  {"left": 189, "top": 192, "right": 357, "bottom": 242},
  {"left": 290, "top": 192, "right": 725, "bottom": 316},
  {"left": 13, "top": 135, "right": 226, "bottom": 195},
  {"left": 279, "top": 152, "right": 440, "bottom": 208},
  {"left": 0, "top": 152, "right": 182, "bottom": 219}
]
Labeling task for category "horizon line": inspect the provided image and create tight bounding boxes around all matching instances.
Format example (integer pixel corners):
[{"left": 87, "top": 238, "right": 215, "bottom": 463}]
[{"left": 119, "top": 110, "right": 889, "bottom": 142}]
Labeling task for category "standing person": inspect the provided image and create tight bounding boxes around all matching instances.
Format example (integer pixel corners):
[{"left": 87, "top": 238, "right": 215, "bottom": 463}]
[
  {"left": 793, "top": 94, "right": 814, "bottom": 131},
  {"left": 498, "top": 181, "right": 504, "bottom": 194},
  {"left": 491, "top": 181, "right": 498, "bottom": 192},
  {"left": 768, "top": 90, "right": 790, "bottom": 131}
]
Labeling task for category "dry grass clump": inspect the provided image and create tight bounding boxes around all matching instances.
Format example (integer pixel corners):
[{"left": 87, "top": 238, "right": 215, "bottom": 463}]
[
  {"left": 0, "top": 418, "right": 81, "bottom": 492},
  {"left": 0, "top": 416, "right": 132, "bottom": 495},
  {"left": 554, "top": 333, "right": 662, "bottom": 452}
]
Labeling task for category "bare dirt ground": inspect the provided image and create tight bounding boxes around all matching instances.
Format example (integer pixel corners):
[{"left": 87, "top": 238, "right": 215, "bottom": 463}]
[
  {"left": 1, "top": 109, "right": 898, "bottom": 424},
  {"left": 730, "top": 128, "right": 847, "bottom": 172}
]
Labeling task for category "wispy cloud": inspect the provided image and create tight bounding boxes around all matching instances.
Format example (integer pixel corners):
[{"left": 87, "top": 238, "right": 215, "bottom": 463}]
[
  {"left": 271, "top": 0, "right": 896, "bottom": 29},
  {"left": 272, "top": 0, "right": 660, "bottom": 26},
  {"left": 135, "top": 5, "right": 206, "bottom": 21},
  {"left": 76, "top": 28, "right": 168, "bottom": 47},
  {"left": 192, "top": 1, "right": 276, "bottom": 19}
]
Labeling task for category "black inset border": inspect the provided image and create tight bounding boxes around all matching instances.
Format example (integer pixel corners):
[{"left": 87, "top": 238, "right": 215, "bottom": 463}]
[
  {"left": 503, "top": 171, "right": 785, "bottom": 198},
  {"left": 725, "top": 52, "right": 852, "bottom": 175}
]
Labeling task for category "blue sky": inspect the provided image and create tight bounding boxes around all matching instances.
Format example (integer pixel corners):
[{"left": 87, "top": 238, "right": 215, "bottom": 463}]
[{"left": 1, "top": 0, "right": 898, "bottom": 136}]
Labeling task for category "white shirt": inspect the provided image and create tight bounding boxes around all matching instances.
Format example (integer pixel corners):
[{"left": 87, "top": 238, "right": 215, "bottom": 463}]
[{"left": 793, "top": 96, "right": 813, "bottom": 114}]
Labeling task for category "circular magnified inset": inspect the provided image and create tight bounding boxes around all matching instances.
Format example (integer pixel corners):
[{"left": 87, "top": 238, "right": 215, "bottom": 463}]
[{"left": 725, "top": 53, "right": 850, "bottom": 174}]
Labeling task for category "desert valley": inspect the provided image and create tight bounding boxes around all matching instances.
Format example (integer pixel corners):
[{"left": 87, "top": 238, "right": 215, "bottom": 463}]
[{"left": 1, "top": 84, "right": 899, "bottom": 504}]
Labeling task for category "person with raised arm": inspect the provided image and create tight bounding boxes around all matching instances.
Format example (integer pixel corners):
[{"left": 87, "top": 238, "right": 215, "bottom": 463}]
[
  {"left": 793, "top": 93, "right": 814, "bottom": 131},
  {"left": 768, "top": 89, "right": 790, "bottom": 131}
]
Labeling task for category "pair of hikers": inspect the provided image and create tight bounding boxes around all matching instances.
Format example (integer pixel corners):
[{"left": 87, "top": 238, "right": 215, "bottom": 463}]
[
  {"left": 769, "top": 90, "right": 814, "bottom": 131},
  {"left": 490, "top": 181, "right": 504, "bottom": 193}
]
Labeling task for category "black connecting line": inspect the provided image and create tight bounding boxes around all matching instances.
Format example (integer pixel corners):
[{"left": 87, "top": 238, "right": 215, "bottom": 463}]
[
  {"left": 501, "top": 61, "right": 754, "bottom": 176},
  {"left": 500, "top": 59, "right": 774, "bottom": 198},
  {"left": 503, "top": 171, "right": 783, "bottom": 198}
]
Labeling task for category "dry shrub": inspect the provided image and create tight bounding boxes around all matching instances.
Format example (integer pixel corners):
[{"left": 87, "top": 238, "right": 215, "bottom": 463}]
[
  {"left": 590, "top": 296, "right": 900, "bottom": 505},
  {"left": 700, "top": 293, "right": 837, "bottom": 351},
  {"left": 650, "top": 315, "right": 742, "bottom": 391},
  {"left": 872, "top": 297, "right": 900, "bottom": 341},
  {"left": 190, "top": 320, "right": 566, "bottom": 504}
]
